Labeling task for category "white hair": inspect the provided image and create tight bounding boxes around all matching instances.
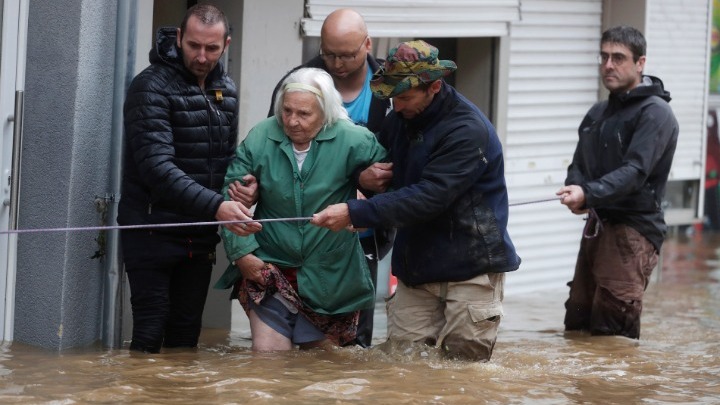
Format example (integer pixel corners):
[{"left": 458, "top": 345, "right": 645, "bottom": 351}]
[{"left": 273, "top": 67, "right": 349, "bottom": 127}]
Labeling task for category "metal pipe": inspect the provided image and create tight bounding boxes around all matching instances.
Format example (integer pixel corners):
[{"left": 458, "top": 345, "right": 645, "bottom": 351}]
[
  {"left": 102, "top": 0, "right": 136, "bottom": 348},
  {"left": 4, "top": 90, "right": 23, "bottom": 342},
  {"left": 4, "top": 0, "right": 31, "bottom": 343}
]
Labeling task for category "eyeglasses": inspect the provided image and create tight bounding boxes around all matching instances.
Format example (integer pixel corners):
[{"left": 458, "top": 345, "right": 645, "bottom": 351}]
[
  {"left": 320, "top": 36, "right": 367, "bottom": 63},
  {"left": 597, "top": 52, "right": 632, "bottom": 66}
]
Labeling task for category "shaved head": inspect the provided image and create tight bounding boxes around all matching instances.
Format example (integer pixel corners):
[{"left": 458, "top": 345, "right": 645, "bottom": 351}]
[
  {"left": 318, "top": 8, "right": 372, "bottom": 83},
  {"left": 321, "top": 8, "right": 368, "bottom": 41}
]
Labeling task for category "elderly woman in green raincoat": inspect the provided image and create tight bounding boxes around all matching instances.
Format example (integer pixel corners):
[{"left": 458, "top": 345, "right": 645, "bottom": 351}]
[{"left": 216, "top": 67, "right": 386, "bottom": 351}]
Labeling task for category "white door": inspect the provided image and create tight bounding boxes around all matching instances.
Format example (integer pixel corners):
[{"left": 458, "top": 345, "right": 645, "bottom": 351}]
[{"left": 0, "top": 0, "right": 29, "bottom": 342}]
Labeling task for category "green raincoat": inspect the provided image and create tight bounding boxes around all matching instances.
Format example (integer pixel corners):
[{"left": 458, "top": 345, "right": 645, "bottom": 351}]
[{"left": 217, "top": 117, "right": 386, "bottom": 315}]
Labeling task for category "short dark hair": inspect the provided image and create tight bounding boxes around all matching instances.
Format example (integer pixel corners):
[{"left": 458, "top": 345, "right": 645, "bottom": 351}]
[
  {"left": 180, "top": 4, "right": 230, "bottom": 41},
  {"left": 601, "top": 25, "right": 646, "bottom": 62}
]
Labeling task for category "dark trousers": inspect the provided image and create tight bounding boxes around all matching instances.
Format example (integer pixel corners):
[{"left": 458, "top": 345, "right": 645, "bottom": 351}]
[
  {"left": 564, "top": 223, "right": 657, "bottom": 339},
  {"left": 122, "top": 231, "right": 214, "bottom": 353},
  {"left": 355, "top": 235, "right": 379, "bottom": 347}
]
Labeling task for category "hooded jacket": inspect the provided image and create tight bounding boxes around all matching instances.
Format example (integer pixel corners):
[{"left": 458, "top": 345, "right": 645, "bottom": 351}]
[
  {"left": 565, "top": 75, "right": 679, "bottom": 251},
  {"left": 118, "top": 27, "right": 239, "bottom": 250},
  {"left": 347, "top": 83, "right": 521, "bottom": 286}
]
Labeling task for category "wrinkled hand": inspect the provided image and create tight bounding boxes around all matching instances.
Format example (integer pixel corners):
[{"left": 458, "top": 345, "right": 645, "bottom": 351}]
[
  {"left": 234, "top": 254, "right": 266, "bottom": 284},
  {"left": 216, "top": 200, "right": 262, "bottom": 236},
  {"left": 359, "top": 162, "right": 393, "bottom": 193},
  {"left": 556, "top": 185, "right": 588, "bottom": 215},
  {"left": 228, "top": 174, "right": 258, "bottom": 208},
  {"left": 311, "top": 203, "right": 352, "bottom": 232}
]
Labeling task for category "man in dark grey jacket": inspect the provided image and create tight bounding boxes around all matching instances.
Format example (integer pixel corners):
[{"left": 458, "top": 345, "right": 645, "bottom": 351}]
[
  {"left": 118, "top": 4, "right": 254, "bottom": 353},
  {"left": 557, "top": 26, "right": 679, "bottom": 339}
]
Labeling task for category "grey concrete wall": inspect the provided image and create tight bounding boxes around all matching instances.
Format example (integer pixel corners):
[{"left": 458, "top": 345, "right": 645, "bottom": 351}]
[{"left": 15, "top": 0, "right": 117, "bottom": 349}]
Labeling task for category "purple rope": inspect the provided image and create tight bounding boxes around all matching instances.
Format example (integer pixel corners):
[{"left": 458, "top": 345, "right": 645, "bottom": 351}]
[
  {"left": 1, "top": 197, "right": 564, "bottom": 235},
  {"left": 508, "top": 196, "right": 562, "bottom": 207},
  {"left": 0, "top": 217, "right": 314, "bottom": 235}
]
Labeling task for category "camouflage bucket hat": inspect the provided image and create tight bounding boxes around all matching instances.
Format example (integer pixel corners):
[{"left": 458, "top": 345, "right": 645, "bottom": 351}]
[{"left": 370, "top": 40, "right": 457, "bottom": 99}]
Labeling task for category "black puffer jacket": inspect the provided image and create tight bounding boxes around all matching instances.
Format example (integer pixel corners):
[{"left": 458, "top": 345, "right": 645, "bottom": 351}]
[
  {"left": 566, "top": 75, "right": 679, "bottom": 251},
  {"left": 118, "top": 28, "right": 238, "bottom": 249}
]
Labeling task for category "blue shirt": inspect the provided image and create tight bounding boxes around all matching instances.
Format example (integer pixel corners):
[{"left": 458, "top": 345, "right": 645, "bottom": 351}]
[
  {"left": 343, "top": 65, "right": 373, "bottom": 128},
  {"left": 343, "top": 64, "right": 374, "bottom": 238}
]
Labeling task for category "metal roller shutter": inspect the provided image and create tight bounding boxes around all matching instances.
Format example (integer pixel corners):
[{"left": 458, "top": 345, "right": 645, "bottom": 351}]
[
  {"left": 645, "top": 0, "right": 711, "bottom": 181},
  {"left": 301, "top": 0, "right": 521, "bottom": 37},
  {"left": 504, "top": 0, "right": 603, "bottom": 294}
]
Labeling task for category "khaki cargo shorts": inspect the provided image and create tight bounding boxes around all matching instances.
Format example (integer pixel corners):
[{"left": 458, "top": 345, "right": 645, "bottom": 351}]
[{"left": 386, "top": 272, "right": 504, "bottom": 361}]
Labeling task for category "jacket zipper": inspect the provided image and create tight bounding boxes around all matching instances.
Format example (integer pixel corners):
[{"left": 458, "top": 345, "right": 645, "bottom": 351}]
[{"left": 203, "top": 91, "right": 219, "bottom": 189}]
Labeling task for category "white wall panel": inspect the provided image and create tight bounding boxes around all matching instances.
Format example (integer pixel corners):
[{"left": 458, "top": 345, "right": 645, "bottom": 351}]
[
  {"left": 504, "top": 0, "right": 602, "bottom": 294},
  {"left": 644, "top": 0, "right": 711, "bottom": 184},
  {"left": 302, "top": 0, "right": 520, "bottom": 37}
]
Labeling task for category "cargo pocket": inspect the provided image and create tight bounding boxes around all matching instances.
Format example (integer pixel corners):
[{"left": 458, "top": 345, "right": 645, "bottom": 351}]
[
  {"left": 468, "top": 303, "right": 504, "bottom": 325},
  {"left": 591, "top": 286, "right": 642, "bottom": 338},
  {"left": 442, "top": 303, "right": 503, "bottom": 362}
]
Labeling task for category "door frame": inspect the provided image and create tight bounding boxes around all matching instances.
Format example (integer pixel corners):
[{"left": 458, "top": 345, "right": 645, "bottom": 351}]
[{"left": 0, "top": 0, "right": 29, "bottom": 342}]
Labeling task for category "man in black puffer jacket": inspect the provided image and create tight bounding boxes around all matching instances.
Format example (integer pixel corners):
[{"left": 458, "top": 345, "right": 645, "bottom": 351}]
[
  {"left": 118, "top": 4, "right": 254, "bottom": 353},
  {"left": 557, "top": 26, "right": 679, "bottom": 339}
]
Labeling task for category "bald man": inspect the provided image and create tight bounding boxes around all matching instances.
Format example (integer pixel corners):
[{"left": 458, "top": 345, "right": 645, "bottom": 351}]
[
  {"left": 268, "top": 9, "right": 389, "bottom": 130},
  {"left": 230, "top": 9, "right": 394, "bottom": 348}
]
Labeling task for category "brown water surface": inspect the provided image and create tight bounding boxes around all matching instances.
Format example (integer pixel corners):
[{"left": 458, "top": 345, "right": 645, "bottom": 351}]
[{"left": 1, "top": 232, "right": 719, "bottom": 404}]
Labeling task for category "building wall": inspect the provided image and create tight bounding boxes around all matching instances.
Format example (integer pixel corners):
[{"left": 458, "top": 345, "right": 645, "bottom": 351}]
[
  {"left": 14, "top": 0, "right": 117, "bottom": 349},
  {"left": 504, "top": 0, "right": 602, "bottom": 294}
]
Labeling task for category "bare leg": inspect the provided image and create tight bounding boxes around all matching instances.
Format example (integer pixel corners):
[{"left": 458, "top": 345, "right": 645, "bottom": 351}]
[{"left": 247, "top": 309, "right": 293, "bottom": 351}]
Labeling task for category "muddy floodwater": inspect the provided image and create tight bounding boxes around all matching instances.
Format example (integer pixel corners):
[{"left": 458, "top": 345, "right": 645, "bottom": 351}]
[{"left": 1, "top": 232, "right": 719, "bottom": 404}]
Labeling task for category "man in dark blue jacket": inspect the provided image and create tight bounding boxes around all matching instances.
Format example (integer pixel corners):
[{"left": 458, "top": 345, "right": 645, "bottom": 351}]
[
  {"left": 312, "top": 40, "right": 521, "bottom": 361},
  {"left": 118, "top": 4, "right": 254, "bottom": 353},
  {"left": 557, "top": 26, "right": 678, "bottom": 339}
]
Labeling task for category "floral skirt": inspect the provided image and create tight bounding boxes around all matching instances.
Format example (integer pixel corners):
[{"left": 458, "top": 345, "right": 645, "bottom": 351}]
[{"left": 236, "top": 264, "right": 359, "bottom": 346}]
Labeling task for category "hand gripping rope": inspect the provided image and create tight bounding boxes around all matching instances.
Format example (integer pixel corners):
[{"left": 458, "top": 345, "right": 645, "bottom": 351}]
[{"left": 0, "top": 197, "right": 563, "bottom": 235}]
